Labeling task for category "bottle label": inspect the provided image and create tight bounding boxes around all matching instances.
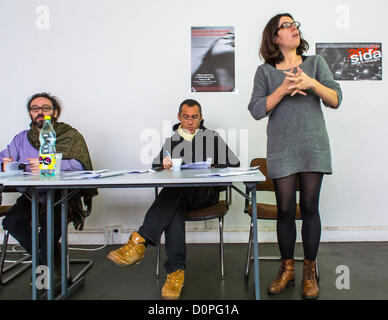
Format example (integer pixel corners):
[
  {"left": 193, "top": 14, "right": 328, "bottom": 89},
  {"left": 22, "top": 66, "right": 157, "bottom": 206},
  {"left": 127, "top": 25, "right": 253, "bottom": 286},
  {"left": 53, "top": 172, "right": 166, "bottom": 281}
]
[{"left": 39, "top": 154, "right": 56, "bottom": 170}]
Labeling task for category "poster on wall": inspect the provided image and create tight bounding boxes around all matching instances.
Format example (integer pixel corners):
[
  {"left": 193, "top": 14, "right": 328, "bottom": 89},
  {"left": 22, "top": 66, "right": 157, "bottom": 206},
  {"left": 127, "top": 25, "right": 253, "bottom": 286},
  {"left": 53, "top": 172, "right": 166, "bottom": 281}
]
[
  {"left": 191, "top": 26, "right": 235, "bottom": 92},
  {"left": 316, "top": 43, "right": 382, "bottom": 80}
]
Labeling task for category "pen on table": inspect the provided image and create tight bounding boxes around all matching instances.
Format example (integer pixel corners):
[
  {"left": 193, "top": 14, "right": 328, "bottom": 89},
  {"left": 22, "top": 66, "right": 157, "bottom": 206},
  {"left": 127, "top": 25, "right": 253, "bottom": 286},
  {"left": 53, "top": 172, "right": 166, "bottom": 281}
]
[{"left": 7, "top": 144, "right": 11, "bottom": 159}]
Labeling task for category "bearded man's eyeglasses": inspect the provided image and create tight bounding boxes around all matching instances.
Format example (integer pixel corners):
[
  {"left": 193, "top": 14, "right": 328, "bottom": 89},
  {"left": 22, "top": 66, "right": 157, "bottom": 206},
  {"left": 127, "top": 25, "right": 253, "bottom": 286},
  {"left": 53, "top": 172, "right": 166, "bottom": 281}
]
[{"left": 29, "top": 105, "right": 54, "bottom": 113}]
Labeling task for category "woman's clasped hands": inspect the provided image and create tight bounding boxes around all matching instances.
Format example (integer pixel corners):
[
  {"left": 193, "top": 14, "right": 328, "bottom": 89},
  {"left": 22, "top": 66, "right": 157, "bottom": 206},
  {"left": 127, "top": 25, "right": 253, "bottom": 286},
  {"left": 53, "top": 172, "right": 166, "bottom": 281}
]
[{"left": 284, "top": 66, "right": 317, "bottom": 97}]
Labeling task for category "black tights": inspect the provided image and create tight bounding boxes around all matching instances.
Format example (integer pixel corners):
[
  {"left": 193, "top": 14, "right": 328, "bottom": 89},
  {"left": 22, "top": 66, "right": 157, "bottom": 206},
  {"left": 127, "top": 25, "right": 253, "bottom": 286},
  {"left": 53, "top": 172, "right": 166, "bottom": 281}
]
[{"left": 273, "top": 172, "right": 323, "bottom": 261}]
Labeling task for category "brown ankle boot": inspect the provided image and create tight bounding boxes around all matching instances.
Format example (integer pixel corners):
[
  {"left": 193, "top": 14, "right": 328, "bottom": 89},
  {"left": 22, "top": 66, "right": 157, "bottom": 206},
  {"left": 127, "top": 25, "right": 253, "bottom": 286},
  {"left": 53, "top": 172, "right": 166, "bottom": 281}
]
[
  {"left": 107, "top": 231, "right": 146, "bottom": 267},
  {"left": 302, "top": 259, "right": 319, "bottom": 299},
  {"left": 268, "top": 259, "right": 295, "bottom": 294}
]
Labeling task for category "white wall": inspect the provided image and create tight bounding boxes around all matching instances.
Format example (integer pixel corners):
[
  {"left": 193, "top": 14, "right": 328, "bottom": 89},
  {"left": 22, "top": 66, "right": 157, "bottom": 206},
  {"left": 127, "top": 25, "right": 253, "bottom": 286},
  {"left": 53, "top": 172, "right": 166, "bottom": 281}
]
[{"left": 1, "top": 0, "right": 387, "bottom": 243}]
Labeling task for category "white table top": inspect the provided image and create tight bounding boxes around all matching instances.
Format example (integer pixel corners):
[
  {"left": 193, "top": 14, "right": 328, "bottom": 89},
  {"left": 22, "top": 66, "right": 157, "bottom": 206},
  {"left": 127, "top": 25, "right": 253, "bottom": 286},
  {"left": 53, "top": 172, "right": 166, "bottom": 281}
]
[{"left": 0, "top": 168, "right": 265, "bottom": 189}]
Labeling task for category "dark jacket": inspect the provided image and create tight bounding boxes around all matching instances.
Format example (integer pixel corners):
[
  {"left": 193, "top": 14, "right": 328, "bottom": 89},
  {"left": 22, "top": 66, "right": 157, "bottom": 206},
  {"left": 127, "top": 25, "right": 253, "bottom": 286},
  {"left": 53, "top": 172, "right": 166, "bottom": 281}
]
[
  {"left": 152, "top": 121, "right": 240, "bottom": 208},
  {"left": 152, "top": 121, "right": 240, "bottom": 168}
]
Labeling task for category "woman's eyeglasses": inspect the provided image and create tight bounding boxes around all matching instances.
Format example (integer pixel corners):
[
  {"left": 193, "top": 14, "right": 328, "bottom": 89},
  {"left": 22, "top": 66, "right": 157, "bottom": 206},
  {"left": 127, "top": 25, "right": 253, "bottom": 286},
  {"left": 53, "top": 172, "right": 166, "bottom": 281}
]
[{"left": 275, "top": 21, "right": 301, "bottom": 34}]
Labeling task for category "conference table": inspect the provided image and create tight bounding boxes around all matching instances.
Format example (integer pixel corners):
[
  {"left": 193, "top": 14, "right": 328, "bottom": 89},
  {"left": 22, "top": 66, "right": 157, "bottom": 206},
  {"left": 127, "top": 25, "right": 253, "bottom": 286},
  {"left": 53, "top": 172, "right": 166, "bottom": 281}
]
[{"left": 0, "top": 167, "right": 265, "bottom": 300}]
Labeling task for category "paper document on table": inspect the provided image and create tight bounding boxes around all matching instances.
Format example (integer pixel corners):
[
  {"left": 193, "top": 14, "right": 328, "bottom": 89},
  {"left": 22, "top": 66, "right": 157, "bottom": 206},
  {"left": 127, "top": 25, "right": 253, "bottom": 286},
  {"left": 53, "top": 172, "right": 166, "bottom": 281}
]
[
  {"left": 61, "top": 169, "right": 109, "bottom": 177},
  {"left": 195, "top": 167, "right": 260, "bottom": 177},
  {"left": 181, "top": 161, "right": 211, "bottom": 169},
  {"left": 0, "top": 170, "right": 24, "bottom": 178},
  {"left": 62, "top": 169, "right": 148, "bottom": 180},
  {"left": 126, "top": 169, "right": 149, "bottom": 174},
  {"left": 225, "top": 166, "right": 259, "bottom": 172}
]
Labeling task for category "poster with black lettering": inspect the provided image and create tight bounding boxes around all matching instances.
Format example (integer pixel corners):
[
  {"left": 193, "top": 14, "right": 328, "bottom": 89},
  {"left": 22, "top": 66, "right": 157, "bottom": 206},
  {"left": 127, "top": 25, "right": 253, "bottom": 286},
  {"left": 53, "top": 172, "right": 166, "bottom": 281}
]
[
  {"left": 191, "top": 26, "right": 235, "bottom": 92},
  {"left": 316, "top": 43, "right": 382, "bottom": 80}
]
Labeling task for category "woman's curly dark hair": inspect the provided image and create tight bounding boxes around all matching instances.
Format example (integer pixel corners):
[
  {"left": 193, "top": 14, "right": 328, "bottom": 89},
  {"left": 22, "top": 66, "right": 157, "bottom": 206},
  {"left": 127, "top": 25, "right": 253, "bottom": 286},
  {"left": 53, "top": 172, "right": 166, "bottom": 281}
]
[{"left": 260, "top": 13, "right": 309, "bottom": 65}]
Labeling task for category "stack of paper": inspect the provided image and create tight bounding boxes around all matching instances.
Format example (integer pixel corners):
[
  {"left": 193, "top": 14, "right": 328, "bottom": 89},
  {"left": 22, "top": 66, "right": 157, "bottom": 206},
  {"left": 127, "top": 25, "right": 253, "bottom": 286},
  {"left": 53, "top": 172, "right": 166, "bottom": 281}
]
[
  {"left": 195, "top": 166, "right": 260, "bottom": 177},
  {"left": 181, "top": 161, "right": 211, "bottom": 169},
  {"left": 62, "top": 169, "right": 148, "bottom": 180}
]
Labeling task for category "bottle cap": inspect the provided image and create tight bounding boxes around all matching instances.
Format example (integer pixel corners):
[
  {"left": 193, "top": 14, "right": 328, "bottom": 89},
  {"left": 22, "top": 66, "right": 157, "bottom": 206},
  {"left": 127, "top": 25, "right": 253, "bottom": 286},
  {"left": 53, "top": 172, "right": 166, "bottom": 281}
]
[{"left": 44, "top": 116, "right": 51, "bottom": 120}]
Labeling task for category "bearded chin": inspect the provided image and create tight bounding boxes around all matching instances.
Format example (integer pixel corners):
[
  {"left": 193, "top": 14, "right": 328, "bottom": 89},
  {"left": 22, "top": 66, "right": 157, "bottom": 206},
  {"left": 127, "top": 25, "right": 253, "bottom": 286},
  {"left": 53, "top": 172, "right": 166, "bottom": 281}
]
[{"left": 32, "top": 119, "right": 44, "bottom": 129}]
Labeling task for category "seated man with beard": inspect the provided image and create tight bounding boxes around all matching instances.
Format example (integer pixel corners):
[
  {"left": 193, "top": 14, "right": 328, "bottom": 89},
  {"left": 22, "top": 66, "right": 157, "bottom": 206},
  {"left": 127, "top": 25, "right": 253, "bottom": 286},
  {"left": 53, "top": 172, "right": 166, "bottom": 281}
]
[{"left": 0, "top": 92, "right": 97, "bottom": 268}]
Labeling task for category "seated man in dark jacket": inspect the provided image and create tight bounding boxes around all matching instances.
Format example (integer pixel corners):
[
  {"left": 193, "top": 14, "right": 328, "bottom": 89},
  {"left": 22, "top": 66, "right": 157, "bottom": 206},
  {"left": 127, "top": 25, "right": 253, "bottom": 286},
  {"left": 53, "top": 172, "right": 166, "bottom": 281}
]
[{"left": 107, "top": 99, "right": 239, "bottom": 300}]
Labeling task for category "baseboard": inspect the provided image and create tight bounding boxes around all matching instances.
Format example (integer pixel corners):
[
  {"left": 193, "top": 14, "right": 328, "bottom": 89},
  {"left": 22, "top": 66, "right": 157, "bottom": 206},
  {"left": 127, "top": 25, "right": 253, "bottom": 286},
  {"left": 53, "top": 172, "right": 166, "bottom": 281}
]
[
  {"left": 322, "top": 226, "right": 388, "bottom": 242},
  {"left": 2, "top": 226, "right": 388, "bottom": 245}
]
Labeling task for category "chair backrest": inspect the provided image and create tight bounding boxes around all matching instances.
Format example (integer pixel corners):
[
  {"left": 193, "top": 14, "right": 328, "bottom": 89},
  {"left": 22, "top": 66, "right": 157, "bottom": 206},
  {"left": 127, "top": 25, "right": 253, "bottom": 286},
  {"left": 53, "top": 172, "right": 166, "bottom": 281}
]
[
  {"left": 249, "top": 158, "right": 302, "bottom": 220},
  {"left": 216, "top": 186, "right": 227, "bottom": 192},
  {"left": 250, "top": 158, "right": 300, "bottom": 191},
  {"left": 0, "top": 206, "right": 12, "bottom": 217}
]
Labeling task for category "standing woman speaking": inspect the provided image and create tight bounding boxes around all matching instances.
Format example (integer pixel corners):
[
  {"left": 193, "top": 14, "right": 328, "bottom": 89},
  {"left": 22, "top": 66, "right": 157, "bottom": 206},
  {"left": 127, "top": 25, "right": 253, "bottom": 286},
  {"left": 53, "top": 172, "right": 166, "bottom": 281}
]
[{"left": 248, "top": 13, "right": 342, "bottom": 299}]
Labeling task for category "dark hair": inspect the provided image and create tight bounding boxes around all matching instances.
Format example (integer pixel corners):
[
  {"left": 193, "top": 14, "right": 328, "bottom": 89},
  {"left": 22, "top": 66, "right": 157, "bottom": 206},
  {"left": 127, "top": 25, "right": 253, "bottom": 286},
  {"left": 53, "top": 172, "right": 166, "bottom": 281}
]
[
  {"left": 259, "top": 13, "right": 309, "bottom": 65},
  {"left": 27, "top": 92, "right": 62, "bottom": 119},
  {"left": 178, "top": 99, "right": 202, "bottom": 115}
]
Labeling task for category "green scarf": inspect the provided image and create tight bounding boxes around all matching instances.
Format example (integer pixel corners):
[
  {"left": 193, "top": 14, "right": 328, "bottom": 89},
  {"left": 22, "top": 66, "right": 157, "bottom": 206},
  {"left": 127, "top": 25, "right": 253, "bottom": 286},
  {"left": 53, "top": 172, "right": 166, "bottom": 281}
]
[
  {"left": 28, "top": 122, "right": 93, "bottom": 171},
  {"left": 28, "top": 122, "right": 98, "bottom": 230}
]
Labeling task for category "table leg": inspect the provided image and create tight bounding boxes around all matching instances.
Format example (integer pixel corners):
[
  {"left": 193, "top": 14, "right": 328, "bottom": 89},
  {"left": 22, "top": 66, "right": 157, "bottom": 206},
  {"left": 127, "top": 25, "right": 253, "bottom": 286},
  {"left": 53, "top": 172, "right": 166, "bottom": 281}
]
[
  {"left": 43, "top": 188, "right": 85, "bottom": 300},
  {"left": 251, "top": 188, "right": 260, "bottom": 300},
  {"left": 31, "top": 189, "right": 39, "bottom": 300},
  {"left": 61, "top": 189, "right": 68, "bottom": 295},
  {"left": 46, "top": 190, "right": 54, "bottom": 300}
]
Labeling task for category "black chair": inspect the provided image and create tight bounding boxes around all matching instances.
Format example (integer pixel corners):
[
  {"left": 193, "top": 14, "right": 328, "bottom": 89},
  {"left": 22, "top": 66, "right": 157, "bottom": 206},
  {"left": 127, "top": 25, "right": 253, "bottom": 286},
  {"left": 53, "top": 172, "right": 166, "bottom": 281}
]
[
  {"left": 0, "top": 195, "right": 93, "bottom": 287},
  {"left": 155, "top": 186, "right": 232, "bottom": 279},
  {"left": 244, "top": 158, "right": 319, "bottom": 279},
  {"left": 0, "top": 205, "right": 32, "bottom": 285},
  {"left": 65, "top": 196, "right": 94, "bottom": 284}
]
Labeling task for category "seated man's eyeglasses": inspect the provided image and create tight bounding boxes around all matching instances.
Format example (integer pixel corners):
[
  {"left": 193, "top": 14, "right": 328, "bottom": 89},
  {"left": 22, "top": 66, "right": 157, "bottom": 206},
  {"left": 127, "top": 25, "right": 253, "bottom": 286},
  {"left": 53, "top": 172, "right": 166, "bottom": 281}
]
[
  {"left": 181, "top": 114, "right": 201, "bottom": 121},
  {"left": 29, "top": 105, "right": 54, "bottom": 112}
]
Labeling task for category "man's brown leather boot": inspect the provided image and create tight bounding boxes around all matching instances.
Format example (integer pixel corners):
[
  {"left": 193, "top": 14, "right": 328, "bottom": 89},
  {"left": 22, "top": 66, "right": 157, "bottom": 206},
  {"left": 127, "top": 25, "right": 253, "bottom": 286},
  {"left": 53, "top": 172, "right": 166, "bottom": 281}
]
[
  {"left": 107, "top": 231, "right": 146, "bottom": 267},
  {"left": 268, "top": 258, "right": 295, "bottom": 294},
  {"left": 302, "top": 259, "right": 319, "bottom": 299}
]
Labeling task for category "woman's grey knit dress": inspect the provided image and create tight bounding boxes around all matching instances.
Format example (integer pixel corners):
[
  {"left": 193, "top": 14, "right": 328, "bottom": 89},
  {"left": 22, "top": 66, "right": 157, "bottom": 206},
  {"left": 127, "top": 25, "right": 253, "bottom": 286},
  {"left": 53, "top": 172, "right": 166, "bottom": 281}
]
[{"left": 248, "top": 55, "right": 342, "bottom": 179}]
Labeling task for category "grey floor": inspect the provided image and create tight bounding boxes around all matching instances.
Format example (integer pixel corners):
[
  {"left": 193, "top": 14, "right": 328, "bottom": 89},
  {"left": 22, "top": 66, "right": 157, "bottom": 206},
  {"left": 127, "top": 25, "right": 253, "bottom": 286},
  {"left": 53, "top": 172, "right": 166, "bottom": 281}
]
[{"left": 1, "top": 242, "right": 388, "bottom": 300}]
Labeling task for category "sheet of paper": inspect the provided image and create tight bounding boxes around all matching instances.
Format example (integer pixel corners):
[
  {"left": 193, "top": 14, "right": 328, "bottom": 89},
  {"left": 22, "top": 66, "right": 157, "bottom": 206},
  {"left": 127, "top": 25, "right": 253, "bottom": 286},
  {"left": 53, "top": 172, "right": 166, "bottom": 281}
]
[
  {"left": 0, "top": 170, "right": 24, "bottom": 178},
  {"left": 181, "top": 161, "right": 211, "bottom": 169},
  {"left": 62, "top": 169, "right": 149, "bottom": 180},
  {"left": 126, "top": 169, "right": 149, "bottom": 174},
  {"left": 195, "top": 169, "right": 260, "bottom": 177},
  {"left": 60, "top": 169, "right": 109, "bottom": 176},
  {"left": 224, "top": 166, "right": 259, "bottom": 171}
]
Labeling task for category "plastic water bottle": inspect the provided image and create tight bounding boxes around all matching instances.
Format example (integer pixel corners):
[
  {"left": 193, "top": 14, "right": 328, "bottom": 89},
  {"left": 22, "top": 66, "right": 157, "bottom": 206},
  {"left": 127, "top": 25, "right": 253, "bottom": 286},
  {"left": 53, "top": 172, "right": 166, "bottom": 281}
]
[{"left": 39, "top": 116, "right": 57, "bottom": 176}]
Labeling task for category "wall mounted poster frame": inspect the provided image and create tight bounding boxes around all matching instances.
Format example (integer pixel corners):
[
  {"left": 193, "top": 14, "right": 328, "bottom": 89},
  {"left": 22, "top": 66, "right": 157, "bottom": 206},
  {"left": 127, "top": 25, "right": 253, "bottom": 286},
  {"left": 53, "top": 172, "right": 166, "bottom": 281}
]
[
  {"left": 191, "top": 26, "right": 235, "bottom": 92},
  {"left": 316, "top": 42, "right": 382, "bottom": 80}
]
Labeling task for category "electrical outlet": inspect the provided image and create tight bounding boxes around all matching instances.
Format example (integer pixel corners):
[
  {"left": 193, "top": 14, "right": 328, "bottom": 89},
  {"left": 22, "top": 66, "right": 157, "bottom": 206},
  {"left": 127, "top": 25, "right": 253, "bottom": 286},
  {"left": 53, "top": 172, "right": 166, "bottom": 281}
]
[
  {"left": 104, "top": 228, "right": 111, "bottom": 245},
  {"left": 112, "top": 227, "right": 122, "bottom": 244},
  {"left": 204, "top": 221, "right": 213, "bottom": 230},
  {"left": 105, "top": 225, "right": 122, "bottom": 245}
]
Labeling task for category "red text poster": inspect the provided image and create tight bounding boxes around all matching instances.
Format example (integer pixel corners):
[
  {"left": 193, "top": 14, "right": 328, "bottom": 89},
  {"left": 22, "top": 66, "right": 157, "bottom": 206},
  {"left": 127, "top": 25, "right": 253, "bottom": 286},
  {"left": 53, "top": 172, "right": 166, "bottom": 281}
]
[
  {"left": 191, "top": 26, "right": 235, "bottom": 92},
  {"left": 316, "top": 43, "right": 382, "bottom": 80}
]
